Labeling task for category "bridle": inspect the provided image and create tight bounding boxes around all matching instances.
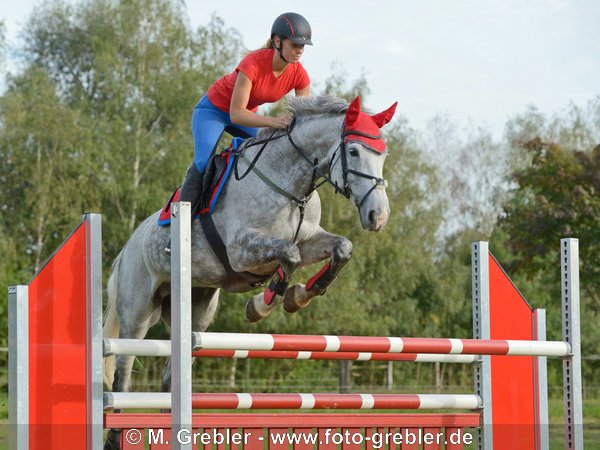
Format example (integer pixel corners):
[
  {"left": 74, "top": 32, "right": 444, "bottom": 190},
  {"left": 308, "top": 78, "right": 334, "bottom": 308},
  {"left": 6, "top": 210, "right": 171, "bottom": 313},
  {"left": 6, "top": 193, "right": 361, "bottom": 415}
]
[
  {"left": 234, "top": 115, "right": 388, "bottom": 240},
  {"left": 288, "top": 116, "right": 389, "bottom": 208}
]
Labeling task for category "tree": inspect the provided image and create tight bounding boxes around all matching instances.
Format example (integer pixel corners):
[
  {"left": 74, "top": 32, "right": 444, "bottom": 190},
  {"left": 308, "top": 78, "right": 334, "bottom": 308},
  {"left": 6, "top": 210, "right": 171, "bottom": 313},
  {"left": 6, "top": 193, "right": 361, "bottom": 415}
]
[
  {"left": 1, "top": 0, "right": 244, "bottom": 271},
  {"left": 420, "top": 114, "right": 509, "bottom": 239},
  {"left": 496, "top": 139, "right": 600, "bottom": 380},
  {"left": 0, "top": 67, "right": 99, "bottom": 272},
  {"left": 504, "top": 98, "right": 600, "bottom": 170},
  {"left": 500, "top": 139, "right": 600, "bottom": 304},
  {"left": 0, "top": 0, "right": 249, "bottom": 391}
]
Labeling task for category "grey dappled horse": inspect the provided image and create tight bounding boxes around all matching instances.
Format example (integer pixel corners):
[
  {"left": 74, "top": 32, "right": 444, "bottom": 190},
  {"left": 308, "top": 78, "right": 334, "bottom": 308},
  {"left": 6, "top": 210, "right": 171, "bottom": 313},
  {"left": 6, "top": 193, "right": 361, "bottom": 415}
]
[{"left": 103, "top": 95, "right": 396, "bottom": 449}]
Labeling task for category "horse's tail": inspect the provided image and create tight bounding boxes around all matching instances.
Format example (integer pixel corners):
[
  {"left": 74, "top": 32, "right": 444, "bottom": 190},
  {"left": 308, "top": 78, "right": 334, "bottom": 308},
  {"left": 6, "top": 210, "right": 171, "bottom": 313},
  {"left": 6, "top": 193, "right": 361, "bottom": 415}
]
[{"left": 103, "top": 250, "right": 123, "bottom": 389}]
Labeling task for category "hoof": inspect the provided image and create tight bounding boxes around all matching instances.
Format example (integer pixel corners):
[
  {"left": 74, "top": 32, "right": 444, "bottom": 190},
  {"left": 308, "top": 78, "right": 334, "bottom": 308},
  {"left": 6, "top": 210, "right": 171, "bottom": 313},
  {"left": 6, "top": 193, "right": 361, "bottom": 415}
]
[
  {"left": 245, "top": 300, "right": 263, "bottom": 322},
  {"left": 104, "top": 429, "right": 121, "bottom": 450},
  {"left": 283, "top": 284, "right": 312, "bottom": 313},
  {"left": 245, "top": 293, "right": 281, "bottom": 322}
]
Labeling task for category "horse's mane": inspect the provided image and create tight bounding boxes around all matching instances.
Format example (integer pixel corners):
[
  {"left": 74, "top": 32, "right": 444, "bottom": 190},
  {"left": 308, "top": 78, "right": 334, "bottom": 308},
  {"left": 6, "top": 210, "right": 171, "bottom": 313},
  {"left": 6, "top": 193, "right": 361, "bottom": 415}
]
[
  {"left": 256, "top": 95, "right": 349, "bottom": 139},
  {"left": 287, "top": 94, "right": 349, "bottom": 116}
]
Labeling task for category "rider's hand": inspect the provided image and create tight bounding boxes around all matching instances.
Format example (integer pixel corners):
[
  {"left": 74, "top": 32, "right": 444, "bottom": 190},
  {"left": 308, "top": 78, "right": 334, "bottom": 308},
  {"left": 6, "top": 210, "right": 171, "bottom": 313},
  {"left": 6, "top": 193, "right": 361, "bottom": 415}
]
[{"left": 270, "top": 113, "right": 292, "bottom": 129}]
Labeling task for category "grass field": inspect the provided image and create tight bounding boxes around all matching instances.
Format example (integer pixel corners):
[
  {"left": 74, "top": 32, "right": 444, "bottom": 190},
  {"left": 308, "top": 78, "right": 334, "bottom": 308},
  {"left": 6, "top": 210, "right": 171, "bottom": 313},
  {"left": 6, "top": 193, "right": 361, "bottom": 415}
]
[{"left": 0, "top": 392, "right": 598, "bottom": 449}]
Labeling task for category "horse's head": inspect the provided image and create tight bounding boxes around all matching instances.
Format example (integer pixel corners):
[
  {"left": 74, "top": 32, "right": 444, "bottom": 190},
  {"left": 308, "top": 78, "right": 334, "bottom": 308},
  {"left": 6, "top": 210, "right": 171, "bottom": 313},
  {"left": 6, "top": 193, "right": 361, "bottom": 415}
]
[{"left": 330, "top": 96, "right": 397, "bottom": 231}]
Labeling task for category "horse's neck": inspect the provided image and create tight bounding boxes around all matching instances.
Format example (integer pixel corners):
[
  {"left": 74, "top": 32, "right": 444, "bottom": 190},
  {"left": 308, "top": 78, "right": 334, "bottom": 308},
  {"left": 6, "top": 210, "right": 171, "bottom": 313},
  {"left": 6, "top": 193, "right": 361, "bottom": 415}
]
[
  {"left": 292, "top": 114, "right": 342, "bottom": 167},
  {"left": 263, "top": 115, "right": 341, "bottom": 195}
]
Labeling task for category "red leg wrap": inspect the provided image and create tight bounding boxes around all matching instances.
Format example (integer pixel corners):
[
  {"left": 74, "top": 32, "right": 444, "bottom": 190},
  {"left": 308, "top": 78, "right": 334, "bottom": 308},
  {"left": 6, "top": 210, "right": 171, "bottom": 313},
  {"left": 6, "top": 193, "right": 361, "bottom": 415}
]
[
  {"left": 306, "top": 261, "right": 333, "bottom": 292},
  {"left": 263, "top": 266, "right": 288, "bottom": 305}
]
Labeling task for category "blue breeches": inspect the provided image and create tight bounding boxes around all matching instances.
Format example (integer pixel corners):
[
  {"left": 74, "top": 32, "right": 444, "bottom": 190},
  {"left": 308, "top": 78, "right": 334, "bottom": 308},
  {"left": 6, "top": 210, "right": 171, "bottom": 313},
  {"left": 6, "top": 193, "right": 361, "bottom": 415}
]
[{"left": 192, "top": 95, "right": 258, "bottom": 172}]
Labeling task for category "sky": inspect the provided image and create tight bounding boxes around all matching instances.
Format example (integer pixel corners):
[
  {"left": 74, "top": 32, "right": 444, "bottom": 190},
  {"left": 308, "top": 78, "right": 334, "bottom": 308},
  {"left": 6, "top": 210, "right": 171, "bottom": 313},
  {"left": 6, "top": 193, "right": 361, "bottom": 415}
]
[{"left": 2, "top": 0, "right": 599, "bottom": 138}]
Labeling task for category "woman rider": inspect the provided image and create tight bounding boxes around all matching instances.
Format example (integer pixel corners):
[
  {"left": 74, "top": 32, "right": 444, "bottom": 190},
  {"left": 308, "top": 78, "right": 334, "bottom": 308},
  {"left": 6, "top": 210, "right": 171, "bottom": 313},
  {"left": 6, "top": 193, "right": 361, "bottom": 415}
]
[{"left": 179, "top": 12, "right": 313, "bottom": 213}]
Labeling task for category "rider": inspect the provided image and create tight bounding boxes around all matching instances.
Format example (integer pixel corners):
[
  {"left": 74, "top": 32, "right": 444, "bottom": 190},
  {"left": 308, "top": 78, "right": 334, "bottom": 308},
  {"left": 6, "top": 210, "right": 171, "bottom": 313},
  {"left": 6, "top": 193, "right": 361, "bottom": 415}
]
[{"left": 179, "top": 12, "right": 313, "bottom": 214}]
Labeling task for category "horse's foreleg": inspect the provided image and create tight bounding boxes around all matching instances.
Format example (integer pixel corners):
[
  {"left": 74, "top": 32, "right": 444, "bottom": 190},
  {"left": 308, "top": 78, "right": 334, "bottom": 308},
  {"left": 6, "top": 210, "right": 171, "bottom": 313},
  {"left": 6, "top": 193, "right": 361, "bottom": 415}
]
[
  {"left": 246, "top": 265, "right": 293, "bottom": 322},
  {"left": 283, "top": 228, "right": 353, "bottom": 313},
  {"left": 231, "top": 233, "right": 301, "bottom": 322}
]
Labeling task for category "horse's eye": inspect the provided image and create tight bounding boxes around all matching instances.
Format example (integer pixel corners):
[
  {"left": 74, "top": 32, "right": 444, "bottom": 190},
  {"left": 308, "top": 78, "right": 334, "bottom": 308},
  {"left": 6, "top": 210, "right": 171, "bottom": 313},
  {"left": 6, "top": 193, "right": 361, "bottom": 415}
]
[{"left": 349, "top": 148, "right": 359, "bottom": 157}]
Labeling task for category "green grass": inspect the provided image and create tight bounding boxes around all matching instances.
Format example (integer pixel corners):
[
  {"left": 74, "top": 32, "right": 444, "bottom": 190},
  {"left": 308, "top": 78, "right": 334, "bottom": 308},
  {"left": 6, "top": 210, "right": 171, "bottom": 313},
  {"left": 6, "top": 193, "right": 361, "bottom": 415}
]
[{"left": 0, "top": 393, "right": 598, "bottom": 450}]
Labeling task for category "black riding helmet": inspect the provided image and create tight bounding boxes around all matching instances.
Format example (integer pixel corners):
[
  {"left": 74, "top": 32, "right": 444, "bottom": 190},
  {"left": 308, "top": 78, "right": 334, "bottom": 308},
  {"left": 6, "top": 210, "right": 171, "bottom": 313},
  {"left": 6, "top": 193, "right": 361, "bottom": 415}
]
[{"left": 271, "top": 12, "right": 313, "bottom": 46}]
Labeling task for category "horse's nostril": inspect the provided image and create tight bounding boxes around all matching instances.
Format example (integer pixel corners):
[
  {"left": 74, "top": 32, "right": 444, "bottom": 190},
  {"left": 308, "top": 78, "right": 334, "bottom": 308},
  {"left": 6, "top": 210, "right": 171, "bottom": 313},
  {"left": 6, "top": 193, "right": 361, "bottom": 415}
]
[{"left": 368, "top": 210, "right": 376, "bottom": 224}]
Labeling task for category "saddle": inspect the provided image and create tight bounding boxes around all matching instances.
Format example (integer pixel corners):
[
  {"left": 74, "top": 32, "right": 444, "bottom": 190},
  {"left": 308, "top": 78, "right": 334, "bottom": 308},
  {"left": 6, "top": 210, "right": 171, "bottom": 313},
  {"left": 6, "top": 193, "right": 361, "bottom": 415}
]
[
  {"left": 158, "top": 142, "right": 270, "bottom": 293},
  {"left": 199, "top": 150, "right": 231, "bottom": 214},
  {"left": 158, "top": 150, "right": 233, "bottom": 226}
]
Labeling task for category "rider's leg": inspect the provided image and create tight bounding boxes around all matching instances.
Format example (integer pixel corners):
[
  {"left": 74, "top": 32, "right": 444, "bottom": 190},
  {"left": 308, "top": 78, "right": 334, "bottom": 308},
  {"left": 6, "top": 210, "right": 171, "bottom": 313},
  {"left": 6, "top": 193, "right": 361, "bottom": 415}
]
[
  {"left": 165, "top": 97, "right": 258, "bottom": 253},
  {"left": 186, "top": 98, "right": 227, "bottom": 209},
  {"left": 164, "top": 97, "right": 226, "bottom": 253},
  {"left": 185, "top": 96, "right": 258, "bottom": 211}
]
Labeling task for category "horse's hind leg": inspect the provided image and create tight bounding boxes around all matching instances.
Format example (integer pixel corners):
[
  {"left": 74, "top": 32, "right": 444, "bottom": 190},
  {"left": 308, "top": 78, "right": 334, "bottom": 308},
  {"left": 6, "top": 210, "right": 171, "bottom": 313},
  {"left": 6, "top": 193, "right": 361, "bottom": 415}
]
[
  {"left": 283, "top": 227, "right": 353, "bottom": 313},
  {"left": 105, "top": 318, "right": 158, "bottom": 450},
  {"left": 160, "top": 287, "right": 220, "bottom": 393},
  {"left": 105, "top": 278, "right": 161, "bottom": 450}
]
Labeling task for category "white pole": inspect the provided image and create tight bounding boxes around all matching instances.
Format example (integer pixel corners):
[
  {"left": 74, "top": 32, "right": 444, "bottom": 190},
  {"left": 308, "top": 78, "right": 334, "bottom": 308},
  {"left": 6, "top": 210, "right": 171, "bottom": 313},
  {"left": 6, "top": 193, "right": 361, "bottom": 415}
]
[
  {"left": 8, "top": 285, "right": 29, "bottom": 450},
  {"left": 560, "top": 239, "right": 584, "bottom": 450},
  {"left": 171, "top": 202, "right": 192, "bottom": 450},
  {"left": 533, "top": 309, "right": 549, "bottom": 450},
  {"left": 103, "top": 338, "right": 172, "bottom": 357},
  {"left": 85, "top": 213, "right": 104, "bottom": 450},
  {"left": 472, "top": 241, "right": 492, "bottom": 450}
]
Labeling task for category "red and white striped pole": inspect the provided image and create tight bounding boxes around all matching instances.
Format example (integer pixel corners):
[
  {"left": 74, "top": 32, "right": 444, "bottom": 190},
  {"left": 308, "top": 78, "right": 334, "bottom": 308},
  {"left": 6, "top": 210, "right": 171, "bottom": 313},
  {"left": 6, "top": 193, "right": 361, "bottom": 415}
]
[
  {"left": 104, "top": 392, "right": 482, "bottom": 411},
  {"left": 191, "top": 332, "right": 570, "bottom": 357}
]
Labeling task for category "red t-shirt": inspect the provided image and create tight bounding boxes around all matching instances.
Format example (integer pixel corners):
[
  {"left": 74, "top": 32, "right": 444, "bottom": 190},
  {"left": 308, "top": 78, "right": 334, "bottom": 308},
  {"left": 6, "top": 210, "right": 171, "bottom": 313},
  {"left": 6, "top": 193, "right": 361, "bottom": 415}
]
[{"left": 207, "top": 48, "right": 310, "bottom": 113}]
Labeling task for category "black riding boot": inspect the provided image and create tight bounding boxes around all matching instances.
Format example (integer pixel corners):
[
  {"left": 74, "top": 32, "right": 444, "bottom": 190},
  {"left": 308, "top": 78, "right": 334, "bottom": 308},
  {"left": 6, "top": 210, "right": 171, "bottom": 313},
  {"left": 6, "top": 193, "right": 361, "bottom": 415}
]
[
  {"left": 164, "top": 164, "right": 204, "bottom": 254},
  {"left": 179, "top": 163, "right": 205, "bottom": 213}
]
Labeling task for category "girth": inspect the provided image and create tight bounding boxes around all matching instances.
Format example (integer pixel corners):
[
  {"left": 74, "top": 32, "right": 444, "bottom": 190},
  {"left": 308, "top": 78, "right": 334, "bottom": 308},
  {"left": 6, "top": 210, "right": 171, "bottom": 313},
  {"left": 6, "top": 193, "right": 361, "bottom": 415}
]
[{"left": 198, "top": 214, "right": 270, "bottom": 293}]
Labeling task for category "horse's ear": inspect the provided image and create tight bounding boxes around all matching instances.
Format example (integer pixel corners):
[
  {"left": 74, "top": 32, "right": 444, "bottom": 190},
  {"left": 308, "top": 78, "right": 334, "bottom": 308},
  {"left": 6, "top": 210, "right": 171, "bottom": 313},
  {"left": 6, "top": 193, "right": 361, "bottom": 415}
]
[
  {"left": 345, "top": 96, "right": 361, "bottom": 125},
  {"left": 371, "top": 102, "right": 398, "bottom": 128}
]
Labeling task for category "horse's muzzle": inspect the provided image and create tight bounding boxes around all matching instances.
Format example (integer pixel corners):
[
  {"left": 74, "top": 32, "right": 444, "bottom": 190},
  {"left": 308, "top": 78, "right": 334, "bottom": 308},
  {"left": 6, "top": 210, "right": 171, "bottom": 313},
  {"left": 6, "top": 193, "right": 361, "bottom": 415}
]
[{"left": 361, "top": 206, "right": 390, "bottom": 231}]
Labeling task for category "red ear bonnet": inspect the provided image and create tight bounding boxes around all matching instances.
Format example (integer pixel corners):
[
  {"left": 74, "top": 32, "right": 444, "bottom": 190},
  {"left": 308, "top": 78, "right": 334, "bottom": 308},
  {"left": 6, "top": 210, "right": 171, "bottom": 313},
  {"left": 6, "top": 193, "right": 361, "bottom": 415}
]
[
  {"left": 345, "top": 96, "right": 362, "bottom": 126},
  {"left": 371, "top": 102, "right": 397, "bottom": 128},
  {"left": 343, "top": 96, "right": 397, "bottom": 153}
]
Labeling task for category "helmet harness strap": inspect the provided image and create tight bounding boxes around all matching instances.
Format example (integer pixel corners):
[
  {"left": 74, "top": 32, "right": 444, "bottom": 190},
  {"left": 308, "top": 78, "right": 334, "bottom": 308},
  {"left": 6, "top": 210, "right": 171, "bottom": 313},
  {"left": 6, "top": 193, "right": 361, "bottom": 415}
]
[{"left": 274, "top": 36, "right": 289, "bottom": 63}]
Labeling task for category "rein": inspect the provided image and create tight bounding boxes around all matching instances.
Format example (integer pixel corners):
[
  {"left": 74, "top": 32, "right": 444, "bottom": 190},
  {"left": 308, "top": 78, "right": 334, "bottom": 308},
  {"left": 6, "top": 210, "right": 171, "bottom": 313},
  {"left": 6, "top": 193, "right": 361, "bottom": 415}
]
[
  {"left": 234, "top": 124, "right": 317, "bottom": 243},
  {"left": 233, "top": 115, "right": 388, "bottom": 241}
]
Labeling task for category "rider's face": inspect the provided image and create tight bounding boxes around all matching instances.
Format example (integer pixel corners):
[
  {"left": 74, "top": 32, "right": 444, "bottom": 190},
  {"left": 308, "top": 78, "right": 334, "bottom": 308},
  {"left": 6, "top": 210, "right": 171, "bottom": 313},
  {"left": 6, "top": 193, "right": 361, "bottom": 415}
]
[{"left": 275, "top": 37, "right": 305, "bottom": 63}]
